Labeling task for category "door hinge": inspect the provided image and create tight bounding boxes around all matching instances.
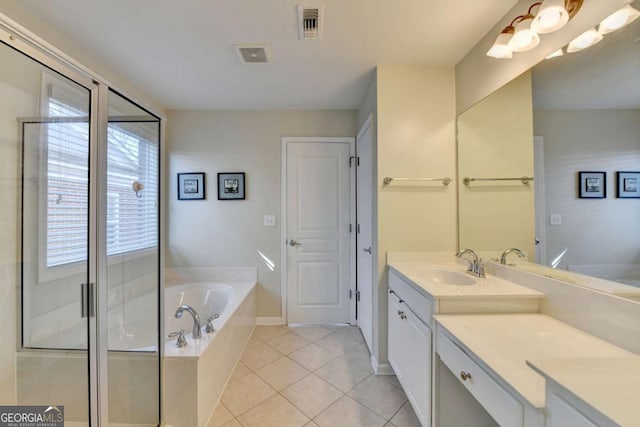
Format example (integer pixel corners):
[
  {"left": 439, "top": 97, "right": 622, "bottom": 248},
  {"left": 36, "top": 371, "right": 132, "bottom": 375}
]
[
  {"left": 357, "top": 224, "right": 360, "bottom": 234},
  {"left": 349, "top": 156, "right": 359, "bottom": 167},
  {"left": 355, "top": 290, "right": 361, "bottom": 301},
  {"left": 350, "top": 289, "right": 361, "bottom": 301},
  {"left": 349, "top": 224, "right": 352, "bottom": 233},
  {"left": 349, "top": 289, "right": 353, "bottom": 299}
]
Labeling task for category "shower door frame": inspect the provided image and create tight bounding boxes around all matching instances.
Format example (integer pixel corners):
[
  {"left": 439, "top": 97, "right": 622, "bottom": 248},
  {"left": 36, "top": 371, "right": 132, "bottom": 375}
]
[{"left": 1, "top": 13, "right": 164, "bottom": 426}]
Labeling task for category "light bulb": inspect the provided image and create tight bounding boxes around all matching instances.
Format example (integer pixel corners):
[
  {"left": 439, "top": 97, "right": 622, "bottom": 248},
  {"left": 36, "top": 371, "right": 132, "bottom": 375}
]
[
  {"left": 487, "top": 30, "right": 514, "bottom": 59},
  {"left": 567, "top": 28, "right": 603, "bottom": 53},
  {"left": 598, "top": 4, "right": 640, "bottom": 35},
  {"left": 508, "top": 15, "right": 540, "bottom": 52},
  {"left": 532, "top": 0, "right": 570, "bottom": 34}
]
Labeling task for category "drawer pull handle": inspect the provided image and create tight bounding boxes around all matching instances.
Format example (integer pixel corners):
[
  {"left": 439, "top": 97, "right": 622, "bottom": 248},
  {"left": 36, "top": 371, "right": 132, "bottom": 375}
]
[
  {"left": 460, "top": 371, "right": 472, "bottom": 381},
  {"left": 397, "top": 310, "right": 407, "bottom": 320}
]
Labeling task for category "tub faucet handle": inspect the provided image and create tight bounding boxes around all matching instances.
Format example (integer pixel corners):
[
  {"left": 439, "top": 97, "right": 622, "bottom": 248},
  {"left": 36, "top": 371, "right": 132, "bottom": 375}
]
[
  {"left": 205, "top": 314, "right": 220, "bottom": 334},
  {"left": 168, "top": 329, "right": 187, "bottom": 348}
]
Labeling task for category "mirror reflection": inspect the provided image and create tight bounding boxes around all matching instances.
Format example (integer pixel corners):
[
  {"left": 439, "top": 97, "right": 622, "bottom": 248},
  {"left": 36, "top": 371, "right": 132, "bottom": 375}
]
[{"left": 458, "top": 4, "right": 640, "bottom": 302}]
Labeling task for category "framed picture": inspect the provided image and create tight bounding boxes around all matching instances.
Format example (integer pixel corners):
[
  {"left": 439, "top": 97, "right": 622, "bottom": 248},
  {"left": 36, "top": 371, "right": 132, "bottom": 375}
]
[
  {"left": 218, "top": 172, "right": 245, "bottom": 200},
  {"left": 578, "top": 171, "right": 606, "bottom": 199},
  {"left": 616, "top": 171, "right": 640, "bottom": 198},
  {"left": 177, "top": 172, "right": 205, "bottom": 200}
]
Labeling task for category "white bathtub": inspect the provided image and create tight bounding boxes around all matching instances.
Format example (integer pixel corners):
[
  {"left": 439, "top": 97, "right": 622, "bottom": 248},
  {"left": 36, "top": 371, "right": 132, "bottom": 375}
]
[
  {"left": 165, "top": 282, "right": 233, "bottom": 344},
  {"left": 163, "top": 269, "right": 257, "bottom": 427}
]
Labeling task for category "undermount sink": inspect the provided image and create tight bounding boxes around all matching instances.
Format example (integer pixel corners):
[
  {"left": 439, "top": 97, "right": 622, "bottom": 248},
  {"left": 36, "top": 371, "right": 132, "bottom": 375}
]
[{"left": 428, "top": 268, "right": 477, "bottom": 286}]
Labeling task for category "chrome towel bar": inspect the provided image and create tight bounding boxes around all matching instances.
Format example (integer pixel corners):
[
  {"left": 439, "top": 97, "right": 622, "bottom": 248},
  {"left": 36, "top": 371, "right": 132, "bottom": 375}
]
[
  {"left": 383, "top": 176, "right": 452, "bottom": 186},
  {"left": 463, "top": 176, "right": 533, "bottom": 185}
]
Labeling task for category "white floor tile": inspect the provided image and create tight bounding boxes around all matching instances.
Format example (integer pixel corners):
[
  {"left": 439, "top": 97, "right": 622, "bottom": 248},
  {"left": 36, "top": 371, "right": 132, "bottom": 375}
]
[
  {"left": 347, "top": 375, "right": 408, "bottom": 419},
  {"left": 281, "top": 374, "right": 343, "bottom": 418},
  {"left": 220, "top": 373, "right": 276, "bottom": 416},
  {"left": 255, "top": 357, "right": 310, "bottom": 391},
  {"left": 240, "top": 343, "right": 283, "bottom": 371},
  {"left": 266, "top": 332, "right": 310, "bottom": 354},
  {"left": 288, "top": 343, "right": 339, "bottom": 371},
  {"left": 314, "top": 358, "right": 372, "bottom": 392},
  {"left": 237, "top": 394, "right": 309, "bottom": 427},
  {"left": 314, "top": 396, "right": 386, "bottom": 427}
]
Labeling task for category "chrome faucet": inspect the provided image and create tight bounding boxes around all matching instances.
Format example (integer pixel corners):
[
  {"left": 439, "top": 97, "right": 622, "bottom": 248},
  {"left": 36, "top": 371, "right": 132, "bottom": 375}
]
[
  {"left": 175, "top": 305, "right": 202, "bottom": 339},
  {"left": 500, "top": 248, "right": 526, "bottom": 265},
  {"left": 455, "top": 248, "right": 485, "bottom": 278}
]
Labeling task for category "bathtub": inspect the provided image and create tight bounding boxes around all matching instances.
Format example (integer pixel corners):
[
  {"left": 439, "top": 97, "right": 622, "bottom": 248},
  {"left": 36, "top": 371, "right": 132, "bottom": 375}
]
[
  {"left": 165, "top": 283, "right": 232, "bottom": 346},
  {"left": 162, "top": 268, "right": 257, "bottom": 427}
]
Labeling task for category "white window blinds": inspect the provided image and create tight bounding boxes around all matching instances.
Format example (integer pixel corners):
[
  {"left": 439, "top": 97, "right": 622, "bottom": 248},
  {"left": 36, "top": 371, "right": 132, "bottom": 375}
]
[
  {"left": 45, "top": 86, "right": 159, "bottom": 268},
  {"left": 45, "top": 98, "right": 89, "bottom": 267},
  {"left": 106, "top": 121, "right": 159, "bottom": 256}
]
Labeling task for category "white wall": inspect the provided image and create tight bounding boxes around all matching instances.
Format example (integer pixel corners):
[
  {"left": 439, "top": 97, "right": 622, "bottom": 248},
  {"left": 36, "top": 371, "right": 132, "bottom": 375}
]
[
  {"left": 165, "top": 110, "right": 357, "bottom": 318},
  {"left": 375, "top": 65, "right": 457, "bottom": 366},
  {"left": 458, "top": 72, "right": 535, "bottom": 257},
  {"left": 534, "top": 109, "right": 640, "bottom": 268}
]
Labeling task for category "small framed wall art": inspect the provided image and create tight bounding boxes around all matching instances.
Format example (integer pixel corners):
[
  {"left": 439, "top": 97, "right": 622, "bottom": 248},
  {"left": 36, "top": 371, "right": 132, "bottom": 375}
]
[
  {"left": 177, "top": 172, "right": 206, "bottom": 200},
  {"left": 616, "top": 171, "right": 640, "bottom": 198},
  {"left": 578, "top": 171, "right": 606, "bottom": 199},
  {"left": 218, "top": 172, "right": 245, "bottom": 200}
]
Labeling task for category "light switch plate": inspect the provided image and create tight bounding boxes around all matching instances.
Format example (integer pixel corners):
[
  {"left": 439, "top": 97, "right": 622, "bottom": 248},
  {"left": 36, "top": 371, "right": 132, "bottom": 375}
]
[
  {"left": 263, "top": 215, "right": 276, "bottom": 227},
  {"left": 550, "top": 214, "right": 562, "bottom": 226}
]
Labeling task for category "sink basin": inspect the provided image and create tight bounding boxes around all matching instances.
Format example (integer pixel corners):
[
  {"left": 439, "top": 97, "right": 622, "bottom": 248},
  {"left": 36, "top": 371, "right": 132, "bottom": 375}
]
[{"left": 428, "top": 268, "right": 477, "bottom": 286}]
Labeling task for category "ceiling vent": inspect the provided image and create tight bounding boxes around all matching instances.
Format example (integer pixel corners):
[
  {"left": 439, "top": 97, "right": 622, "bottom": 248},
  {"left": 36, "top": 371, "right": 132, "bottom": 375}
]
[
  {"left": 235, "top": 44, "right": 271, "bottom": 64},
  {"left": 298, "top": 5, "right": 324, "bottom": 40}
]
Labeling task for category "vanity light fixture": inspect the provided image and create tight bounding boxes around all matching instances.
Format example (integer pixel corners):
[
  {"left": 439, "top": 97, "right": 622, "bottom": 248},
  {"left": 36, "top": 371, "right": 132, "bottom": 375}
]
[
  {"left": 508, "top": 10, "right": 540, "bottom": 52},
  {"left": 545, "top": 48, "right": 564, "bottom": 59},
  {"left": 487, "top": 0, "right": 583, "bottom": 59},
  {"left": 487, "top": 27, "right": 515, "bottom": 59},
  {"left": 598, "top": 4, "right": 640, "bottom": 35},
  {"left": 531, "top": 0, "right": 583, "bottom": 33},
  {"left": 567, "top": 28, "right": 603, "bottom": 53}
]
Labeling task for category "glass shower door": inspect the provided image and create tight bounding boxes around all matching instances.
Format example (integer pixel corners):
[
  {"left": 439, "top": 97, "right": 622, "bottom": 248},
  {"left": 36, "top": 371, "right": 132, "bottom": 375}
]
[
  {"left": 105, "top": 91, "right": 160, "bottom": 426},
  {"left": 3, "top": 40, "right": 94, "bottom": 424}
]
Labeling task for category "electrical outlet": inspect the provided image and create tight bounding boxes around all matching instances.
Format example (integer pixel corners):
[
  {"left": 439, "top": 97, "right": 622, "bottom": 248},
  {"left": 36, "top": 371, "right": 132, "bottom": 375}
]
[
  {"left": 263, "top": 215, "right": 276, "bottom": 227},
  {"left": 550, "top": 214, "right": 562, "bottom": 226}
]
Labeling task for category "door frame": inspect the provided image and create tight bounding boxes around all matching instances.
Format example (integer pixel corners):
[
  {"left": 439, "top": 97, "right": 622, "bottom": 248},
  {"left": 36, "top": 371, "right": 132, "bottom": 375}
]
[{"left": 281, "top": 136, "right": 356, "bottom": 325}]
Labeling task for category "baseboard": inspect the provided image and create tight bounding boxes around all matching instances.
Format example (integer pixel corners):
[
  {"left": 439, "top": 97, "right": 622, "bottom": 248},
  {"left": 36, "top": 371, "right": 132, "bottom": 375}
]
[
  {"left": 371, "top": 355, "right": 395, "bottom": 375},
  {"left": 256, "top": 317, "right": 284, "bottom": 326}
]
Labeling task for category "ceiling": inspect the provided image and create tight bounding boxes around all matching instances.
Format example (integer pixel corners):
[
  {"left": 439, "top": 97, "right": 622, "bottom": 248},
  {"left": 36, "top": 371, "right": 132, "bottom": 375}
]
[
  {"left": 533, "top": 2, "right": 640, "bottom": 110},
  {"left": 2, "top": 0, "right": 518, "bottom": 110}
]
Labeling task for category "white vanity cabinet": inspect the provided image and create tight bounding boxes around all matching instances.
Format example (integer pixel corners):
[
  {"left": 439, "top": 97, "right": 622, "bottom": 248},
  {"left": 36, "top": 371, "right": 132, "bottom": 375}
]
[
  {"left": 546, "top": 391, "right": 600, "bottom": 427},
  {"left": 388, "top": 270, "right": 432, "bottom": 427}
]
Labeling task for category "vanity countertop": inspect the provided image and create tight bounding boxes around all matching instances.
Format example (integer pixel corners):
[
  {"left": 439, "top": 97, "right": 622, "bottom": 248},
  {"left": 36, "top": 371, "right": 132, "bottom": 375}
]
[
  {"left": 434, "top": 313, "right": 634, "bottom": 409},
  {"left": 528, "top": 357, "right": 640, "bottom": 427},
  {"left": 388, "top": 261, "right": 543, "bottom": 300}
]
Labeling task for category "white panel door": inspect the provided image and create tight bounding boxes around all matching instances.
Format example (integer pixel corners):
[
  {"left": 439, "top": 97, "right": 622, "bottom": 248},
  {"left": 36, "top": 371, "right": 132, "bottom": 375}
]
[
  {"left": 286, "top": 139, "right": 353, "bottom": 324},
  {"left": 356, "top": 116, "right": 374, "bottom": 351}
]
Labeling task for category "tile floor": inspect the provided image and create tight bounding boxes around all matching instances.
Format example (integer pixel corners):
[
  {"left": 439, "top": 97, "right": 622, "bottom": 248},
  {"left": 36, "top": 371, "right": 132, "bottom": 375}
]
[{"left": 209, "top": 325, "right": 421, "bottom": 427}]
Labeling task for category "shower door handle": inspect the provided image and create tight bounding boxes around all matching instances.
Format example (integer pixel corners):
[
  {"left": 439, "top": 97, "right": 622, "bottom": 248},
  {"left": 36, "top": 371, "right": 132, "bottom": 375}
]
[{"left": 81, "top": 282, "right": 96, "bottom": 318}]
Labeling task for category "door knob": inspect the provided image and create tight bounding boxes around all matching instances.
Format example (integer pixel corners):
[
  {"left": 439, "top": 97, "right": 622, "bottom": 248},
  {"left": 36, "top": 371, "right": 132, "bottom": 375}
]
[
  {"left": 289, "top": 239, "right": 302, "bottom": 247},
  {"left": 363, "top": 247, "right": 372, "bottom": 254}
]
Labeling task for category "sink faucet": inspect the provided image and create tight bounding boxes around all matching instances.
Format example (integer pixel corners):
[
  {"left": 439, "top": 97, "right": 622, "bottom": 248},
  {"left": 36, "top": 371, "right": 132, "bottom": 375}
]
[
  {"left": 500, "top": 248, "right": 526, "bottom": 265},
  {"left": 175, "top": 305, "right": 202, "bottom": 339},
  {"left": 455, "top": 248, "right": 485, "bottom": 278}
]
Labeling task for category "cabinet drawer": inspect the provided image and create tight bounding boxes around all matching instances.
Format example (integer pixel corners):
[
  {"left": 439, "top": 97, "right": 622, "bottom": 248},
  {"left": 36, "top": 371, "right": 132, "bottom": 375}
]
[
  {"left": 437, "top": 329, "right": 523, "bottom": 427},
  {"left": 389, "top": 270, "right": 433, "bottom": 325}
]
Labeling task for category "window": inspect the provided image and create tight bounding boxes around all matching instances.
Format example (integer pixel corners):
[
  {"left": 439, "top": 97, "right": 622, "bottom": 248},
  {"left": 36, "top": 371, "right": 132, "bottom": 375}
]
[
  {"left": 44, "top": 81, "right": 159, "bottom": 270},
  {"left": 105, "top": 121, "right": 158, "bottom": 256}
]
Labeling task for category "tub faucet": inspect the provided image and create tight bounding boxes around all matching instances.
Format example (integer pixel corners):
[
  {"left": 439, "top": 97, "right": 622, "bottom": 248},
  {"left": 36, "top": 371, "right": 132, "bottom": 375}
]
[
  {"left": 455, "top": 248, "right": 485, "bottom": 278},
  {"left": 500, "top": 248, "right": 526, "bottom": 265},
  {"left": 175, "top": 305, "right": 202, "bottom": 339}
]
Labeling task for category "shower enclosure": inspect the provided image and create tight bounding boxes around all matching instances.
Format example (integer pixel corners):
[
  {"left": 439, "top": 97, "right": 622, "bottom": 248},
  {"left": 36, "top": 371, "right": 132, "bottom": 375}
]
[{"left": 1, "top": 17, "right": 162, "bottom": 426}]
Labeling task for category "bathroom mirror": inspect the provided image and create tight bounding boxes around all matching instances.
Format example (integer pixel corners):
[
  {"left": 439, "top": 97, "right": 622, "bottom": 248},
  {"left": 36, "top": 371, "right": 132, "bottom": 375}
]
[{"left": 457, "top": 3, "right": 640, "bottom": 302}]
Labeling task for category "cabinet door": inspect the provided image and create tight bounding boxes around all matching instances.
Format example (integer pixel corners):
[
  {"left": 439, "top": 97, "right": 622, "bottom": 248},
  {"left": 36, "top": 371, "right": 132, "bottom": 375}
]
[
  {"left": 547, "top": 392, "right": 599, "bottom": 427},
  {"left": 388, "top": 291, "right": 405, "bottom": 379},
  {"left": 402, "top": 303, "right": 432, "bottom": 427}
]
